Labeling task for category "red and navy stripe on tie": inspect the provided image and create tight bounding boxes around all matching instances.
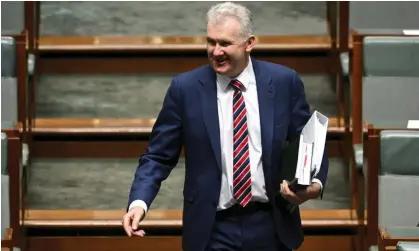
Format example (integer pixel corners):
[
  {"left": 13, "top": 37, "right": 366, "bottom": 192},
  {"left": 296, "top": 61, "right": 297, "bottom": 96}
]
[{"left": 231, "top": 79, "right": 252, "bottom": 207}]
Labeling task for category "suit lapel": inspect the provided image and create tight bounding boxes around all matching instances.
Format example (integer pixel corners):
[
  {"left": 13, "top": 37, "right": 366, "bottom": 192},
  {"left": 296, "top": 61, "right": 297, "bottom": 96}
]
[
  {"left": 253, "top": 59, "right": 274, "bottom": 175},
  {"left": 198, "top": 66, "right": 222, "bottom": 171}
]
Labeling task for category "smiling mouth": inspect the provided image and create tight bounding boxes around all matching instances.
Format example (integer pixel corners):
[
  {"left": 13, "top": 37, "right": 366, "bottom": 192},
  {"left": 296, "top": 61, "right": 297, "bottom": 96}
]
[{"left": 214, "top": 58, "right": 228, "bottom": 66}]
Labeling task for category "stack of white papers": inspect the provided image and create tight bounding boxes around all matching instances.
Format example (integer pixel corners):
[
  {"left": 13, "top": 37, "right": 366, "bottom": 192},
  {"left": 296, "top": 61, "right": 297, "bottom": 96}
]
[{"left": 294, "top": 111, "right": 329, "bottom": 186}]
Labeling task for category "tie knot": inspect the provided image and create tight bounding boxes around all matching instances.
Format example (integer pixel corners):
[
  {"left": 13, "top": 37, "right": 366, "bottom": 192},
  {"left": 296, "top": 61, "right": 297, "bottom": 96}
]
[{"left": 230, "top": 80, "right": 245, "bottom": 91}]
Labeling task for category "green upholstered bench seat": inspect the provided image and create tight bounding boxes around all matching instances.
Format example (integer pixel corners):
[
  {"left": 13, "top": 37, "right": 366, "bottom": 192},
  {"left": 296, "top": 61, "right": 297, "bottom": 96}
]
[
  {"left": 380, "top": 131, "right": 419, "bottom": 176},
  {"left": 1, "top": 37, "right": 18, "bottom": 126},
  {"left": 363, "top": 76, "right": 419, "bottom": 127},
  {"left": 379, "top": 131, "right": 419, "bottom": 227},
  {"left": 353, "top": 76, "right": 419, "bottom": 172},
  {"left": 1, "top": 37, "right": 16, "bottom": 77},
  {"left": 1, "top": 35, "right": 29, "bottom": 168},
  {"left": 1, "top": 133, "right": 10, "bottom": 239},
  {"left": 350, "top": 36, "right": 419, "bottom": 173},
  {"left": 397, "top": 242, "right": 419, "bottom": 251},
  {"left": 386, "top": 227, "right": 419, "bottom": 238},
  {"left": 369, "top": 245, "right": 378, "bottom": 251}
]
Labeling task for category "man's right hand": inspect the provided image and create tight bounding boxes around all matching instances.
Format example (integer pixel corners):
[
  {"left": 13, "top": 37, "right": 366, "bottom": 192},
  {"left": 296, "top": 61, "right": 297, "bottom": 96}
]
[{"left": 122, "top": 206, "right": 146, "bottom": 237}]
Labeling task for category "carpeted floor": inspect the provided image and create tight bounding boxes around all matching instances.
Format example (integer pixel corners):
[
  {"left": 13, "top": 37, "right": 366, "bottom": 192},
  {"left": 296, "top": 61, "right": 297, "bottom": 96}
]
[
  {"left": 27, "top": 157, "right": 350, "bottom": 210},
  {"left": 39, "top": 1, "right": 328, "bottom": 36},
  {"left": 28, "top": 73, "right": 348, "bottom": 210},
  {"left": 36, "top": 74, "right": 337, "bottom": 118}
]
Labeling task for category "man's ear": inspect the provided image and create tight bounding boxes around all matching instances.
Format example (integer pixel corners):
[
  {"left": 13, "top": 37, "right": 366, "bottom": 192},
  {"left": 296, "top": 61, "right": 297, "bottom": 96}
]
[{"left": 245, "top": 35, "right": 256, "bottom": 53}]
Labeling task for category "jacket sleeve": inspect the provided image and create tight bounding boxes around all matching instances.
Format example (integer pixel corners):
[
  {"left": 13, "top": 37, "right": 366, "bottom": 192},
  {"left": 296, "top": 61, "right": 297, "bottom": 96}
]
[{"left": 128, "top": 77, "right": 183, "bottom": 209}]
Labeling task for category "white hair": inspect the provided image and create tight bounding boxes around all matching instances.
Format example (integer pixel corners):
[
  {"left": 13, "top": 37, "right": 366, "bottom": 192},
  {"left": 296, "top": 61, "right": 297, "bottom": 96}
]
[{"left": 206, "top": 2, "right": 254, "bottom": 39}]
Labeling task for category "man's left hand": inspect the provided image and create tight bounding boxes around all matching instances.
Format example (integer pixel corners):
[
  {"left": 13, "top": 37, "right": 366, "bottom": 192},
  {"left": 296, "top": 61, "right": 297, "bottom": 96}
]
[{"left": 280, "top": 180, "right": 321, "bottom": 205}]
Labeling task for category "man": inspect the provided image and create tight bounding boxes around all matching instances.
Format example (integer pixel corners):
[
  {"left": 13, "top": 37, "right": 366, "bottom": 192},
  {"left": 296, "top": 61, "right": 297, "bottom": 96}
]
[{"left": 123, "top": 2, "right": 329, "bottom": 251}]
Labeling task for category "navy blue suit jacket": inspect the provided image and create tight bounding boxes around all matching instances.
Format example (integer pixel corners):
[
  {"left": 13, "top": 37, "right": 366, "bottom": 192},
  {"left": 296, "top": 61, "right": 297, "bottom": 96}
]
[{"left": 128, "top": 58, "right": 329, "bottom": 251}]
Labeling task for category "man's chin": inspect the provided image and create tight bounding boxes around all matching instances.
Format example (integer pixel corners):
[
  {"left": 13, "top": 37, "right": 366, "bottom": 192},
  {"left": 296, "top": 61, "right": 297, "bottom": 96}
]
[{"left": 212, "top": 63, "right": 233, "bottom": 76}]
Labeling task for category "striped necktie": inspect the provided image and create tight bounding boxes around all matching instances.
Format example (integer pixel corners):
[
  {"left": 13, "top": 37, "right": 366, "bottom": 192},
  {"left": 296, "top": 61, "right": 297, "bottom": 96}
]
[{"left": 230, "top": 79, "right": 252, "bottom": 207}]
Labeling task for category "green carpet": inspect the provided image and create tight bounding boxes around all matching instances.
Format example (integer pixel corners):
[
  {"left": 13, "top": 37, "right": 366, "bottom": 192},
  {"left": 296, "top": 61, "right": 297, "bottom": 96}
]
[
  {"left": 40, "top": 1, "right": 328, "bottom": 36},
  {"left": 27, "top": 157, "right": 349, "bottom": 210}
]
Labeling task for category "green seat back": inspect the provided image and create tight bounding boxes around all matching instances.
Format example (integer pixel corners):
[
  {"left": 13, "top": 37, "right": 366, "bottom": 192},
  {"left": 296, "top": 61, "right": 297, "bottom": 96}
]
[
  {"left": 1, "top": 36, "right": 18, "bottom": 128},
  {"left": 1, "top": 134, "right": 10, "bottom": 239},
  {"left": 378, "top": 130, "right": 419, "bottom": 227},
  {"left": 362, "top": 76, "right": 419, "bottom": 127},
  {"left": 363, "top": 36, "right": 419, "bottom": 77}
]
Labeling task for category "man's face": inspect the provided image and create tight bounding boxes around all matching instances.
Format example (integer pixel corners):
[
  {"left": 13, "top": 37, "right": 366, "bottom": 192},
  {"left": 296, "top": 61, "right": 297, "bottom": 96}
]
[{"left": 206, "top": 17, "right": 255, "bottom": 78}]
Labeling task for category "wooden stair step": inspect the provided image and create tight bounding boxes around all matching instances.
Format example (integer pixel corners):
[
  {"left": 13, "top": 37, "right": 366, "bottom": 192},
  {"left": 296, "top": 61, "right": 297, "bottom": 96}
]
[
  {"left": 31, "top": 117, "right": 348, "bottom": 158},
  {"left": 24, "top": 209, "right": 364, "bottom": 229},
  {"left": 39, "top": 35, "right": 343, "bottom": 74},
  {"left": 32, "top": 117, "right": 347, "bottom": 135},
  {"left": 33, "top": 118, "right": 155, "bottom": 135},
  {"left": 39, "top": 35, "right": 344, "bottom": 52}
]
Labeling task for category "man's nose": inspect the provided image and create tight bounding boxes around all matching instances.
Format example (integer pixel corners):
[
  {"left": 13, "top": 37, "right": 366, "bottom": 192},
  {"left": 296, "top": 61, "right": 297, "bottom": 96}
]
[{"left": 213, "top": 44, "right": 224, "bottom": 56}]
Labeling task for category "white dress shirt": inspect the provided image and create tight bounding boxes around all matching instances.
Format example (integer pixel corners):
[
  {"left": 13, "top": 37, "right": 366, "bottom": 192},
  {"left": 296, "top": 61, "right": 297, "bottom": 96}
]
[
  {"left": 129, "top": 58, "right": 322, "bottom": 213},
  {"left": 215, "top": 59, "right": 268, "bottom": 210}
]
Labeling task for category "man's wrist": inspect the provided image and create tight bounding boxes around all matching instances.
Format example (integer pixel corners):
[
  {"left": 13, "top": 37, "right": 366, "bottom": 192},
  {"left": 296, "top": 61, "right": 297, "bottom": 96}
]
[{"left": 306, "top": 183, "right": 322, "bottom": 199}]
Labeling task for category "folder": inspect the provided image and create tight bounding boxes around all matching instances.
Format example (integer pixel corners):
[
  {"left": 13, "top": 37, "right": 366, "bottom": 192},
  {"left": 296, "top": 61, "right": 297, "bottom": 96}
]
[
  {"left": 276, "top": 111, "right": 328, "bottom": 213},
  {"left": 279, "top": 134, "right": 314, "bottom": 193},
  {"left": 276, "top": 134, "right": 312, "bottom": 213}
]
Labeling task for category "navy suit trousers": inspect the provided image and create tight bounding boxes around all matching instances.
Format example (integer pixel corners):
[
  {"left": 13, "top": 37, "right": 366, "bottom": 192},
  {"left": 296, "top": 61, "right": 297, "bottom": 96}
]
[{"left": 205, "top": 203, "right": 291, "bottom": 251}]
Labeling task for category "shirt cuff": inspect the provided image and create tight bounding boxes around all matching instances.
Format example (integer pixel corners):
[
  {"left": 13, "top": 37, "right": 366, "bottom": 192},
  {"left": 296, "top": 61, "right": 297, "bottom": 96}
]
[
  {"left": 311, "top": 178, "right": 323, "bottom": 191},
  {"left": 129, "top": 200, "right": 148, "bottom": 213}
]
